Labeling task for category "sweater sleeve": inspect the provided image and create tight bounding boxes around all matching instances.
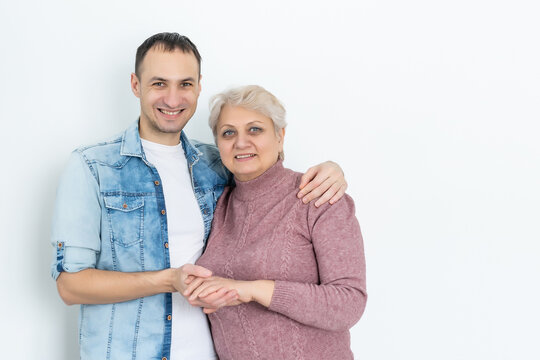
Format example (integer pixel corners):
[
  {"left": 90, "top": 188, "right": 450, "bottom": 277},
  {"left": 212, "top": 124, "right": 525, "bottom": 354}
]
[{"left": 268, "top": 195, "right": 367, "bottom": 332}]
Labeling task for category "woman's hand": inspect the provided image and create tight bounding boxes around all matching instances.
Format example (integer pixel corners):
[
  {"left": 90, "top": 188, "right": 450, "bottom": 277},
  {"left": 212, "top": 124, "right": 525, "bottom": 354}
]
[
  {"left": 185, "top": 276, "right": 252, "bottom": 303},
  {"left": 184, "top": 276, "right": 275, "bottom": 314}
]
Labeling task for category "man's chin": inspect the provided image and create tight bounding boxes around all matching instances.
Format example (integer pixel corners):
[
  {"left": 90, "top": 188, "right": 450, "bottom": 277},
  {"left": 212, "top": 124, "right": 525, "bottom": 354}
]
[
  {"left": 157, "top": 126, "right": 183, "bottom": 134},
  {"left": 154, "top": 120, "right": 187, "bottom": 134}
]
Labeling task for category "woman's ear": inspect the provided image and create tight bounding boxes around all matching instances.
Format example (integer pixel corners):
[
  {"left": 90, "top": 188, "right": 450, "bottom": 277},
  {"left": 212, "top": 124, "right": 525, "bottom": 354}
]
[
  {"left": 278, "top": 128, "right": 285, "bottom": 143},
  {"left": 278, "top": 128, "right": 285, "bottom": 151}
]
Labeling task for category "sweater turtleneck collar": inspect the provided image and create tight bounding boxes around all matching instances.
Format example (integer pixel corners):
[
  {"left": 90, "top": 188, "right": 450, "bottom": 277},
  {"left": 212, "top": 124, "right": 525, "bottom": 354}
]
[{"left": 233, "top": 160, "right": 287, "bottom": 201}]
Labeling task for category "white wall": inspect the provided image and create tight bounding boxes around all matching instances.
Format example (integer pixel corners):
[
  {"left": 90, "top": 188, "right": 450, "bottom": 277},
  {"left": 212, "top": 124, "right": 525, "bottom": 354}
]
[{"left": 1, "top": 1, "right": 539, "bottom": 359}]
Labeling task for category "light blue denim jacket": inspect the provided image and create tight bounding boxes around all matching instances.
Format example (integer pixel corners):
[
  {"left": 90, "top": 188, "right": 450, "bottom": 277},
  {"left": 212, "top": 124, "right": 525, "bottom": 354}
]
[{"left": 50, "top": 121, "right": 231, "bottom": 360}]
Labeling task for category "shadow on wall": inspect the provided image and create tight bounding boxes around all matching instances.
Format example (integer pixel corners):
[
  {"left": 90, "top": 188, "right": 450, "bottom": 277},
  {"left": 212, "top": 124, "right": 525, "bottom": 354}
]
[{"left": 38, "top": 160, "right": 80, "bottom": 359}]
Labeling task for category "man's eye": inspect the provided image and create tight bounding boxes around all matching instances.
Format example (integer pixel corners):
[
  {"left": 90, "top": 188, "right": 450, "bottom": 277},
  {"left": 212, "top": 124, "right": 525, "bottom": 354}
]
[
  {"left": 153, "top": 82, "right": 165, "bottom": 87},
  {"left": 181, "top": 83, "right": 192, "bottom": 87}
]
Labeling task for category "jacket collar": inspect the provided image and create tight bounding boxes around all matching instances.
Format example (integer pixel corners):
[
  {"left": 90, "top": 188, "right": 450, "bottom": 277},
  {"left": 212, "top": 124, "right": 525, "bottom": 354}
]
[{"left": 120, "top": 120, "right": 202, "bottom": 165}]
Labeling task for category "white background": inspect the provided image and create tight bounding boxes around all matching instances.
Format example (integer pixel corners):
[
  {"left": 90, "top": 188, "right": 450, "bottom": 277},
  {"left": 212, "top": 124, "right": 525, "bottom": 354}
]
[{"left": 1, "top": 1, "right": 539, "bottom": 359}]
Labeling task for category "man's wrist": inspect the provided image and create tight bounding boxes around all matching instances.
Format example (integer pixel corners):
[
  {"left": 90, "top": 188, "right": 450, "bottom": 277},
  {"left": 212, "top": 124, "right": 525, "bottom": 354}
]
[{"left": 157, "top": 268, "right": 177, "bottom": 293}]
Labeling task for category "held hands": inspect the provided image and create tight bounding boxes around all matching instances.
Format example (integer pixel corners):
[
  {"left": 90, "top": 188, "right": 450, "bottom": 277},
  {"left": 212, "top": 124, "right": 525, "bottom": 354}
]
[
  {"left": 183, "top": 276, "right": 249, "bottom": 314},
  {"left": 297, "top": 161, "right": 347, "bottom": 207},
  {"left": 173, "top": 265, "right": 239, "bottom": 312}
]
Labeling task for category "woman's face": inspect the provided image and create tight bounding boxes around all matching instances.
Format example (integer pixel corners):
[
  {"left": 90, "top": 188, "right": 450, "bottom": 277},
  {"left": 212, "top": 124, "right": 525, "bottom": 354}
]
[{"left": 216, "top": 105, "right": 284, "bottom": 182}]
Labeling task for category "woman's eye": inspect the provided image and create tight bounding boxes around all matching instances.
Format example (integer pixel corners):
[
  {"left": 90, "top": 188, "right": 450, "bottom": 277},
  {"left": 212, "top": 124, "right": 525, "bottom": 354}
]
[
  {"left": 222, "top": 130, "right": 235, "bottom": 137},
  {"left": 249, "top": 127, "right": 262, "bottom": 133}
]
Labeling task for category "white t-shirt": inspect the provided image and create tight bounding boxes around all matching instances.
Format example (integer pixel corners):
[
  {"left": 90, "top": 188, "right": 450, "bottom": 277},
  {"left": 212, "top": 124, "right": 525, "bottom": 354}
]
[{"left": 141, "top": 139, "right": 217, "bottom": 360}]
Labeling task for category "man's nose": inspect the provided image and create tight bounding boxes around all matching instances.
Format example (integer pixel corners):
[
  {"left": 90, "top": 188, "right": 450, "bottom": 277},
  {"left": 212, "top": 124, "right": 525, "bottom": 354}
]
[{"left": 163, "top": 87, "right": 182, "bottom": 109}]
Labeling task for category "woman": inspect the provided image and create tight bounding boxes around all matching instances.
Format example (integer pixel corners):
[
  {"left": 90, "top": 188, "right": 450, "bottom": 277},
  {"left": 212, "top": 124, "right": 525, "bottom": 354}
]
[{"left": 186, "top": 85, "right": 366, "bottom": 359}]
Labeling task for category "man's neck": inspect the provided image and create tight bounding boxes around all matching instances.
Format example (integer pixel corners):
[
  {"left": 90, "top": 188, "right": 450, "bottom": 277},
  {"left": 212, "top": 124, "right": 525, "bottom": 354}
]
[{"left": 139, "top": 122, "right": 182, "bottom": 146}]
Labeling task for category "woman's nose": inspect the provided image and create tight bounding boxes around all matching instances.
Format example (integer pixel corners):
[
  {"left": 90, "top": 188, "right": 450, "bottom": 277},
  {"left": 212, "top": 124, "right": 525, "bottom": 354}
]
[{"left": 234, "top": 132, "right": 250, "bottom": 148}]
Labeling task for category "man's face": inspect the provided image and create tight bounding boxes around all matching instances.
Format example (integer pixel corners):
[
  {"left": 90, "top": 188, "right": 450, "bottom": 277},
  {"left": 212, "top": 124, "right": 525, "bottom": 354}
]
[{"left": 131, "top": 47, "right": 201, "bottom": 144}]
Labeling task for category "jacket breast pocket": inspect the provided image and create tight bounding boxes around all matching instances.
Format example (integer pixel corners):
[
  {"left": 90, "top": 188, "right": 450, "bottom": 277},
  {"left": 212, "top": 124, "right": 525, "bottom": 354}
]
[{"left": 103, "top": 195, "right": 145, "bottom": 247}]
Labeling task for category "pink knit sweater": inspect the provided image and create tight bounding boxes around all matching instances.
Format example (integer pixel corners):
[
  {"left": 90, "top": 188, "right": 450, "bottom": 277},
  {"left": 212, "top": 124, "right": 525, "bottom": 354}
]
[{"left": 196, "top": 161, "right": 367, "bottom": 360}]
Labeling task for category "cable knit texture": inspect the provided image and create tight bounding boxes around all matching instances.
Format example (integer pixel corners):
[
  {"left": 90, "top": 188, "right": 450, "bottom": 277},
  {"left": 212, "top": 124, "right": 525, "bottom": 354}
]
[{"left": 196, "top": 160, "right": 367, "bottom": 360}]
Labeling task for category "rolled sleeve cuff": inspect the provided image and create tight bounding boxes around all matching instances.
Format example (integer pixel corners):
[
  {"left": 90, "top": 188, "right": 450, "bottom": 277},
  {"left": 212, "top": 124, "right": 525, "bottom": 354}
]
[
  {"left": 268, "top": 280, "right": 298, "bottom": 314},
  {"left": 51, "top": 242, "right": 97, "bottom": 280}
]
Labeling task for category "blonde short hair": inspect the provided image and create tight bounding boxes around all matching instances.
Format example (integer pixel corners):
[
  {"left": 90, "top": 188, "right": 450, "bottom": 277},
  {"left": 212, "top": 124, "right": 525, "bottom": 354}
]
[{"left": 208, "top": 85, "right": 287, "bottom": 142}]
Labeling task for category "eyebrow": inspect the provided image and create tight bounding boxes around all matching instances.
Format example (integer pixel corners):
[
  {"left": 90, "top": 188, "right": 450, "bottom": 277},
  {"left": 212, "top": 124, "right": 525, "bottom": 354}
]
[
  {"left": 148, "top": 76, "right": 197, "bottom": 83},
  {"left": 219, "top": 121, "right": 265, "bottom": 129}
]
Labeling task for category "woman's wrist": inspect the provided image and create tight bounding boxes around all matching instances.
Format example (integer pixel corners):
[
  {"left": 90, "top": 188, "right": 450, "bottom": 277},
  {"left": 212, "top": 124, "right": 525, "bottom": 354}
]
[{"left": 249, "top": 280, "right": 275, "bottom": 308}]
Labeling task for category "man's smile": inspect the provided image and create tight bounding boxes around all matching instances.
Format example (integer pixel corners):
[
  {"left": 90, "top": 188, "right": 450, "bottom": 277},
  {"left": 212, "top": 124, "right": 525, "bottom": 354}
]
[{"left": 158, "top": 108, "right": 184, "bottom": 116}]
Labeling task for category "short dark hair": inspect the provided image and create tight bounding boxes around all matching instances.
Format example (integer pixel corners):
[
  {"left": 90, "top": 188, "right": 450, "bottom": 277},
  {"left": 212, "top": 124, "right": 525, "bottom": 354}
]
[{"left": 135, "top": 32, "right": 202, "bottom": 77}]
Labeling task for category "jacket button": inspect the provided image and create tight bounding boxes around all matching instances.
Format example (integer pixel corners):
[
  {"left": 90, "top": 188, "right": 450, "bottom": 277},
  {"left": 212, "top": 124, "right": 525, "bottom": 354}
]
[
  {"left": 167, "top": 315, "right": 172, "bottom": 321},
  {"left": 123, "top": 203, "right": 128, "bottom": 209},
  {"left": 203, "top": 209, "right": 208, "bottom": 215},
  {"left": 162, "top": 357, "right": 167, "bottom": 360},
  {"left": 154, "top": 180, "right": 160, "bottom": 186},
  {"left": 161, "top": 209, "right": 166, "bottom": 215},
  {"left": 164, "top": 243, "right": 169, "bottom": 249}
]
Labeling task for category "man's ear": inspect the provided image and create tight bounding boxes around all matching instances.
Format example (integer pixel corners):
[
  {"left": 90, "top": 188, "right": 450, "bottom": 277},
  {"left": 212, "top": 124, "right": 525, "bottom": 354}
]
[{"left": 131, "top": 73, "right": 141, "bottom": 98}]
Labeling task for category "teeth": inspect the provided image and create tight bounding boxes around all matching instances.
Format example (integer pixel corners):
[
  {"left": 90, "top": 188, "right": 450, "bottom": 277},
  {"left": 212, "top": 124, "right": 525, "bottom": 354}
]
[
  {"left": 235, "top": 154, "right": 255, "bottom": 159},
  {"left": 161, "top": 109, "right": 181, "bottom": 115}
]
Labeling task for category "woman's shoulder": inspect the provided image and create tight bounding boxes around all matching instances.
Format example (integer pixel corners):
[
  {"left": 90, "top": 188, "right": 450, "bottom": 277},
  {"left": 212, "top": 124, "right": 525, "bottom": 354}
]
[{"left": 285, "top": 167, "right": 357, "bottom": 213}]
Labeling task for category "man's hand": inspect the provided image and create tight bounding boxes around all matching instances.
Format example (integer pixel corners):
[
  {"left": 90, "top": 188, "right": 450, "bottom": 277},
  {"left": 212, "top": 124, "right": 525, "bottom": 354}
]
[
  {"left": 171, "top": 264, "right": 212, "bottom": 294},
  {"left": 297, "top": 161, "right": 347, "bottom": 207}
]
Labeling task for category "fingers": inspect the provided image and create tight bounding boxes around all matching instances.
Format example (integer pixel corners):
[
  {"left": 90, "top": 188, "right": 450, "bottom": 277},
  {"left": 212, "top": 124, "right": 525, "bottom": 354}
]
[
  {"left": 189, "top": 282, "right": 220, "bottom": 301},
  {"left": 184, "top": 275, "right": 195, "bottom": 285},
  {"left": 313, "top": 181, "right": 338, "bottom": 208},
  {"left": 202, "top": 289, "right": 238, "bottom": 306},
  {"left": 182, "top": 276, "right": 207, "bottom": 297},
  {"left": 298, "top": 166, "right": 318, "bottom": 192},
  {"left": 297, "top": 161, "right": 347, "bottom": 207},
  {"left": 327, "top": 183, "right": 347, "bottom": 205},
  {"left": 314, "top": 180, "right": 347, "bottom": 207},
  {"left": 188, "top": 279, "right": 219, "bottom": 301},
  {"left": 301, "top": 176, "right": 333, "bottom": 205},
  {"left": 181, "top": 264, "right": 212, "bottom": 278},
  {"left": 297, "top": 172, "right": 327, "bottom": 201},
  {"left": 196, "top": 284, "right": 225, "bottom": 299},
  {"left": 190, "top": 289, "right": 238, "bottom": 309},
  {"left": 189, "top": 287, "right": 227, "bottom": 305}
]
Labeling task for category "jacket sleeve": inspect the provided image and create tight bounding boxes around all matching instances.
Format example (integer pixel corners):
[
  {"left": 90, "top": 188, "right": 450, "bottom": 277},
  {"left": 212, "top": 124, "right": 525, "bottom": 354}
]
[
  {"left": 268, "top": 195, "right": 367, "bottom": 331},
  {"left": 191, "top": 139, "right": 234, "bottom": 186},
  {"left": 50, "top": 150, "right": 101, "bottom": 280}
]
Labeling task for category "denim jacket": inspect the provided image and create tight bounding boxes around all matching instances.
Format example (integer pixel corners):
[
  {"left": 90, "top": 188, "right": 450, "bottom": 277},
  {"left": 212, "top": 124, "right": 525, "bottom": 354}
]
[{"left": 50, "top": 121, "right": 231, "bottom": 360}]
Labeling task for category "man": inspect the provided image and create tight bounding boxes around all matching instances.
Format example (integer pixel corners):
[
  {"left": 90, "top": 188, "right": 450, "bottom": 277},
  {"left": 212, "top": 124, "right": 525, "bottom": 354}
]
[{"left": 51, "top": 32, "right": 347, "bottom": 360}]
